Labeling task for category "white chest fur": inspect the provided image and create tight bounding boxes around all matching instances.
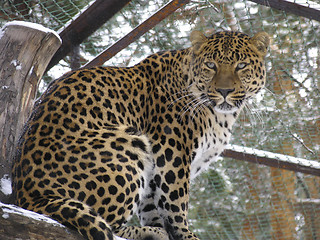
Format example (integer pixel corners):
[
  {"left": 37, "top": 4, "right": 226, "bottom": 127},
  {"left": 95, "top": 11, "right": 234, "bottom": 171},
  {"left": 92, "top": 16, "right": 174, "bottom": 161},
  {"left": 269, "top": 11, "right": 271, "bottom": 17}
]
[{"left": 190, "top": 113, "right": 235, "bottom": 179}]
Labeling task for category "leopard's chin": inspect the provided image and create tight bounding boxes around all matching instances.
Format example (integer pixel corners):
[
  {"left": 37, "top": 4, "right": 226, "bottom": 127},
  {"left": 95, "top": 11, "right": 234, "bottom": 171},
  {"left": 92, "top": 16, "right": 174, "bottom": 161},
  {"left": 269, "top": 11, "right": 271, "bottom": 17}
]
[{"left": 214, "top": 101, "right": 239, "bottom": 114}]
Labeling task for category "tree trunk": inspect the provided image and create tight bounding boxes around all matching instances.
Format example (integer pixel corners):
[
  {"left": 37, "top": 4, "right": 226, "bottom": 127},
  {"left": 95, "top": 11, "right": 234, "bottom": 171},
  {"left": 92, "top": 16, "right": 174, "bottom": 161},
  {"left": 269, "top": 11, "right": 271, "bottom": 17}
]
[
  {"left": 0, "top": 21, "right": 61, "bottom": 204},
  {"left": 269, "top": 141, "right": 296, "bottom": 239},
  {"left": 295, "top": 199, "right": 320, "bottom": 239},
  {"left": 240, "top": 164, "right": 261, "bottom": 240}
]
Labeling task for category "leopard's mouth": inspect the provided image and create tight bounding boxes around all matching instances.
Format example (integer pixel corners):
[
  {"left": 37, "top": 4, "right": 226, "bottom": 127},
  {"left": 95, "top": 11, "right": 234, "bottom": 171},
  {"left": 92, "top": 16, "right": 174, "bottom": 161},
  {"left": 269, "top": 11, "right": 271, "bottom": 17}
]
[
  {"left": 212, "top": 98, "right": 246, "bottom": 114},
  {"left": 214, "top": 101, "right": 237, "bottom": 114},
  {"left": 204, "top": 95, "right": 244, "bottom": 114}
]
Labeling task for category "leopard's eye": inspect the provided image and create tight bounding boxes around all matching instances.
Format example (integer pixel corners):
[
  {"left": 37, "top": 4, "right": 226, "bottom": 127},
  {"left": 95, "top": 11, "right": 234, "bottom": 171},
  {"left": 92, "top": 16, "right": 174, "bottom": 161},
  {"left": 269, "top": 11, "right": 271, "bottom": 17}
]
[
  {"left": 205, "top": 62, "right": 217, "bottom": 70},
  {"left": 236, "top": 62, "right": 248, "bottom": 70}
]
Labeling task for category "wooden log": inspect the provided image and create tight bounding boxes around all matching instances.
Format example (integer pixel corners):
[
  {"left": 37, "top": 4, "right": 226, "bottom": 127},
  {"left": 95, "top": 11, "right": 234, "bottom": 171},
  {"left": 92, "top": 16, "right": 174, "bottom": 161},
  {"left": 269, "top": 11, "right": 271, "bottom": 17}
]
[
  {"left": 0, "top": 202, "right": 83, "bottom": 240},
  {"left": 0, "top": 21, "right": 61, "bottom": 204}
]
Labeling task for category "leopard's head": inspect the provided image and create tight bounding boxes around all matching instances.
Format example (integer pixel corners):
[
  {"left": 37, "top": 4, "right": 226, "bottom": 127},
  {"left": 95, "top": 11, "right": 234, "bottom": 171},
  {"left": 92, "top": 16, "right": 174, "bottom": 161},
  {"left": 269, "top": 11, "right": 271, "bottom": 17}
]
[{"left": 187, "top": 30, "right": 270, "bottom": 114}]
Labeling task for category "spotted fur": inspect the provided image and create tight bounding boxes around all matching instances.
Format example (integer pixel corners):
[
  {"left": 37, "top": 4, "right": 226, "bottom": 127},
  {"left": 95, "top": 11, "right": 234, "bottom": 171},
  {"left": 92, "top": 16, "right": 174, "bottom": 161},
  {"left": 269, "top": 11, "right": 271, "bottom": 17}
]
[{"left": 12, "top": 31, "right": 269, "bottom": 240}]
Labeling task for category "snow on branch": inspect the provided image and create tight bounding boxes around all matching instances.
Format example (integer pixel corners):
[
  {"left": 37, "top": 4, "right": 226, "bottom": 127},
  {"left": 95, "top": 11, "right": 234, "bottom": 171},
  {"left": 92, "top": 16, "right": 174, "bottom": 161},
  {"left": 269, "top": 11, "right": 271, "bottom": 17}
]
[
  {"left": 0, "top": 202, "right": 82, "bottom": 239},
  {"left": 223, "top": 144, "right": 320, "bottom": 176}
]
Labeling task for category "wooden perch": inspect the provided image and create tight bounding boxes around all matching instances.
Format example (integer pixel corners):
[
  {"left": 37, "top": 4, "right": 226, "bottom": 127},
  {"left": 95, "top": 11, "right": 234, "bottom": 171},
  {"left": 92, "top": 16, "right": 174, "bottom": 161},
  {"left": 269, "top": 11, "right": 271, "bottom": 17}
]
[
  {"left": 0, "top": 202, "right": 83, "bottom": 240},
  {"left": 0, "top": 21, "right": 61, "bottom": 204}
]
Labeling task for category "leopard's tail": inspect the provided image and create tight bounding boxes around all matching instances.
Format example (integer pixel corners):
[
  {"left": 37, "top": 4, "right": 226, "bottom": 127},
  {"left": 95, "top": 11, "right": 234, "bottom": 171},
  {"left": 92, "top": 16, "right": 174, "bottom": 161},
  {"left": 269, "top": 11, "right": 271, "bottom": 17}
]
[{"left": 26, "top": 196, "right": 116, "bottom": 240}]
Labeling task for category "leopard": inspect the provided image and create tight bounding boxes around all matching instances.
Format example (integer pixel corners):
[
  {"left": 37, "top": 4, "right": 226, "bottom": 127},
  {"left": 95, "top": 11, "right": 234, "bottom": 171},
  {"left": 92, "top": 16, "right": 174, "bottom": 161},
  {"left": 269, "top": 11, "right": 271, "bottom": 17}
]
[{"left": 12, "top": 30, "right": 269, "bottom": 240}]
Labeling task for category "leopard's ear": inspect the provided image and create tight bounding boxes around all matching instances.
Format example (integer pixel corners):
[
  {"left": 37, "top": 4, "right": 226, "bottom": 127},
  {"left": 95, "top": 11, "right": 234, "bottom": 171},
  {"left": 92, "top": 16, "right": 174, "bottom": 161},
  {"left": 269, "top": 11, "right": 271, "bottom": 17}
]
[
  {"left": 190, "top": 30, "right": 207, "bottom": 54},
  {"left": 249, "top": 32, "right": 270, "bottom": 57}
]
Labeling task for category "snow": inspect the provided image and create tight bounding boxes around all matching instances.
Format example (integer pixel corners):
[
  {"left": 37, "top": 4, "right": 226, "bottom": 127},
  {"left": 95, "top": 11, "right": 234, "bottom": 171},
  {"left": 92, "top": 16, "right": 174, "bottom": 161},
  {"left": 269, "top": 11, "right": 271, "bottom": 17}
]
[
  {"left": 4, "top": 21, "right": 61, "bottom": 43},
  {"left": 227, "top": 144, "right": 320, "bottom": 170},
  {"left": 297, "top": 198, "right": 320, "bottom": 204},
  {"left": 0, "top": 29, "right": 4, "bottom": 40},
  {"left": 0, "top": 174, "right": 12, "bottom": 195},
  {"left": 28, "top": 66, "right": 34, "bottom": 78},
  {"left": 10, "top": 60, "right": 22, "bottom": 70},
  {"left": 0, "top": 202, "right": 64, "bottom": 226},
  {"left": 114, "top": 236, "right": 129, "bottom": 240},
  {"left": 293, "top": 0, "right": 320, "bottom": 10}
]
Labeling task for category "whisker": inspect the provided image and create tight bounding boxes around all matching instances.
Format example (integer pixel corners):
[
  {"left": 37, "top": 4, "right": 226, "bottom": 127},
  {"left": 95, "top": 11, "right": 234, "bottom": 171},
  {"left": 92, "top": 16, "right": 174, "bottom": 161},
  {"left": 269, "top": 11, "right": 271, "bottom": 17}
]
[
  {"left": 166, "top": 82, "right": 196, "bottom": 104},
  {"left": 179, "top": 97, "right": 202, "bottom": 120},
  {"left": 243, "top": 99, "right": 266, "bottom": 132},
  {"left": 168, "top": 93, "right": 195, "bottom": 109},
  {"left": 263, "top": 87, "right": 276, "bottom": 96},
  {"left": 180, "top": 95, "right": 210, "bottom": 121},
  {"left": 188, "top": 99, "right": 204, "bottom": 120},
  {"left": 190, "top": 98, "right": 210, "bottom": 121}
]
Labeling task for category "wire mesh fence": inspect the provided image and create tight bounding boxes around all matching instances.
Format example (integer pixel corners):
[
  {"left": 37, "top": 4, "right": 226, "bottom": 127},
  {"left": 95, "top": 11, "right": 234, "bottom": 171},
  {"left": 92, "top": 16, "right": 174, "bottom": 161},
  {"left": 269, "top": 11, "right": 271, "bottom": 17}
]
[{"left": 1, "top": 0, "right": 320, "bottom": 239}]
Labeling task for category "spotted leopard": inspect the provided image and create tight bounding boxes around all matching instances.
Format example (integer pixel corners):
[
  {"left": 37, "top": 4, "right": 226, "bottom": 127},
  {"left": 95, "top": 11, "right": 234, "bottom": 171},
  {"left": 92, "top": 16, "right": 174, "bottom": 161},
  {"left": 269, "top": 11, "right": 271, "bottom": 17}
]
[{"left": 12, "top": 30, "right": 269, "bottom": 240}]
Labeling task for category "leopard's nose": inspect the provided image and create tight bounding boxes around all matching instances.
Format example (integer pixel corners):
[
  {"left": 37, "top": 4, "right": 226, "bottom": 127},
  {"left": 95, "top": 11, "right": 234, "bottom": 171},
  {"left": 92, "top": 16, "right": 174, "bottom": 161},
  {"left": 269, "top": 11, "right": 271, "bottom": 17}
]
[{"left": 215, "top": 88, "right": 235, "bottom": 98}]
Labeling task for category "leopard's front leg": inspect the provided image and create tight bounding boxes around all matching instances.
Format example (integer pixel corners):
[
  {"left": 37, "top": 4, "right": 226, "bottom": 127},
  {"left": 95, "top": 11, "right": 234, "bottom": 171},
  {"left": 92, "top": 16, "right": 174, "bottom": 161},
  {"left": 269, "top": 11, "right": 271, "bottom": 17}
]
[
  {"left": 141, "top": 148, "right": 199, "bottom": 240},
  {"left": 156, "top": 167, "right": 198, "bottom": 240},
  {"left": 137, "top": 179, "right": 165, "bottom": 228}
]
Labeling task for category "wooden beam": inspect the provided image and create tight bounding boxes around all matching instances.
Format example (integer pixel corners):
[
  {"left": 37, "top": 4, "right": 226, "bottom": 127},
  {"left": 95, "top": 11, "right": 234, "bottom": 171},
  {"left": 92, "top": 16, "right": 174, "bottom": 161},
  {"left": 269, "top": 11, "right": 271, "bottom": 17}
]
[
  {"left": 84, "top": 0, "right": 190, "bottom": 67},
  {"left": 223, "top": 145, "right": 320, "bottom": 176},
  {"left": 46, "top": 0, "right": 132, "bottom": 72},
  {"left": 249, "top": 0, "right": 320, "bottom": 22}
]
